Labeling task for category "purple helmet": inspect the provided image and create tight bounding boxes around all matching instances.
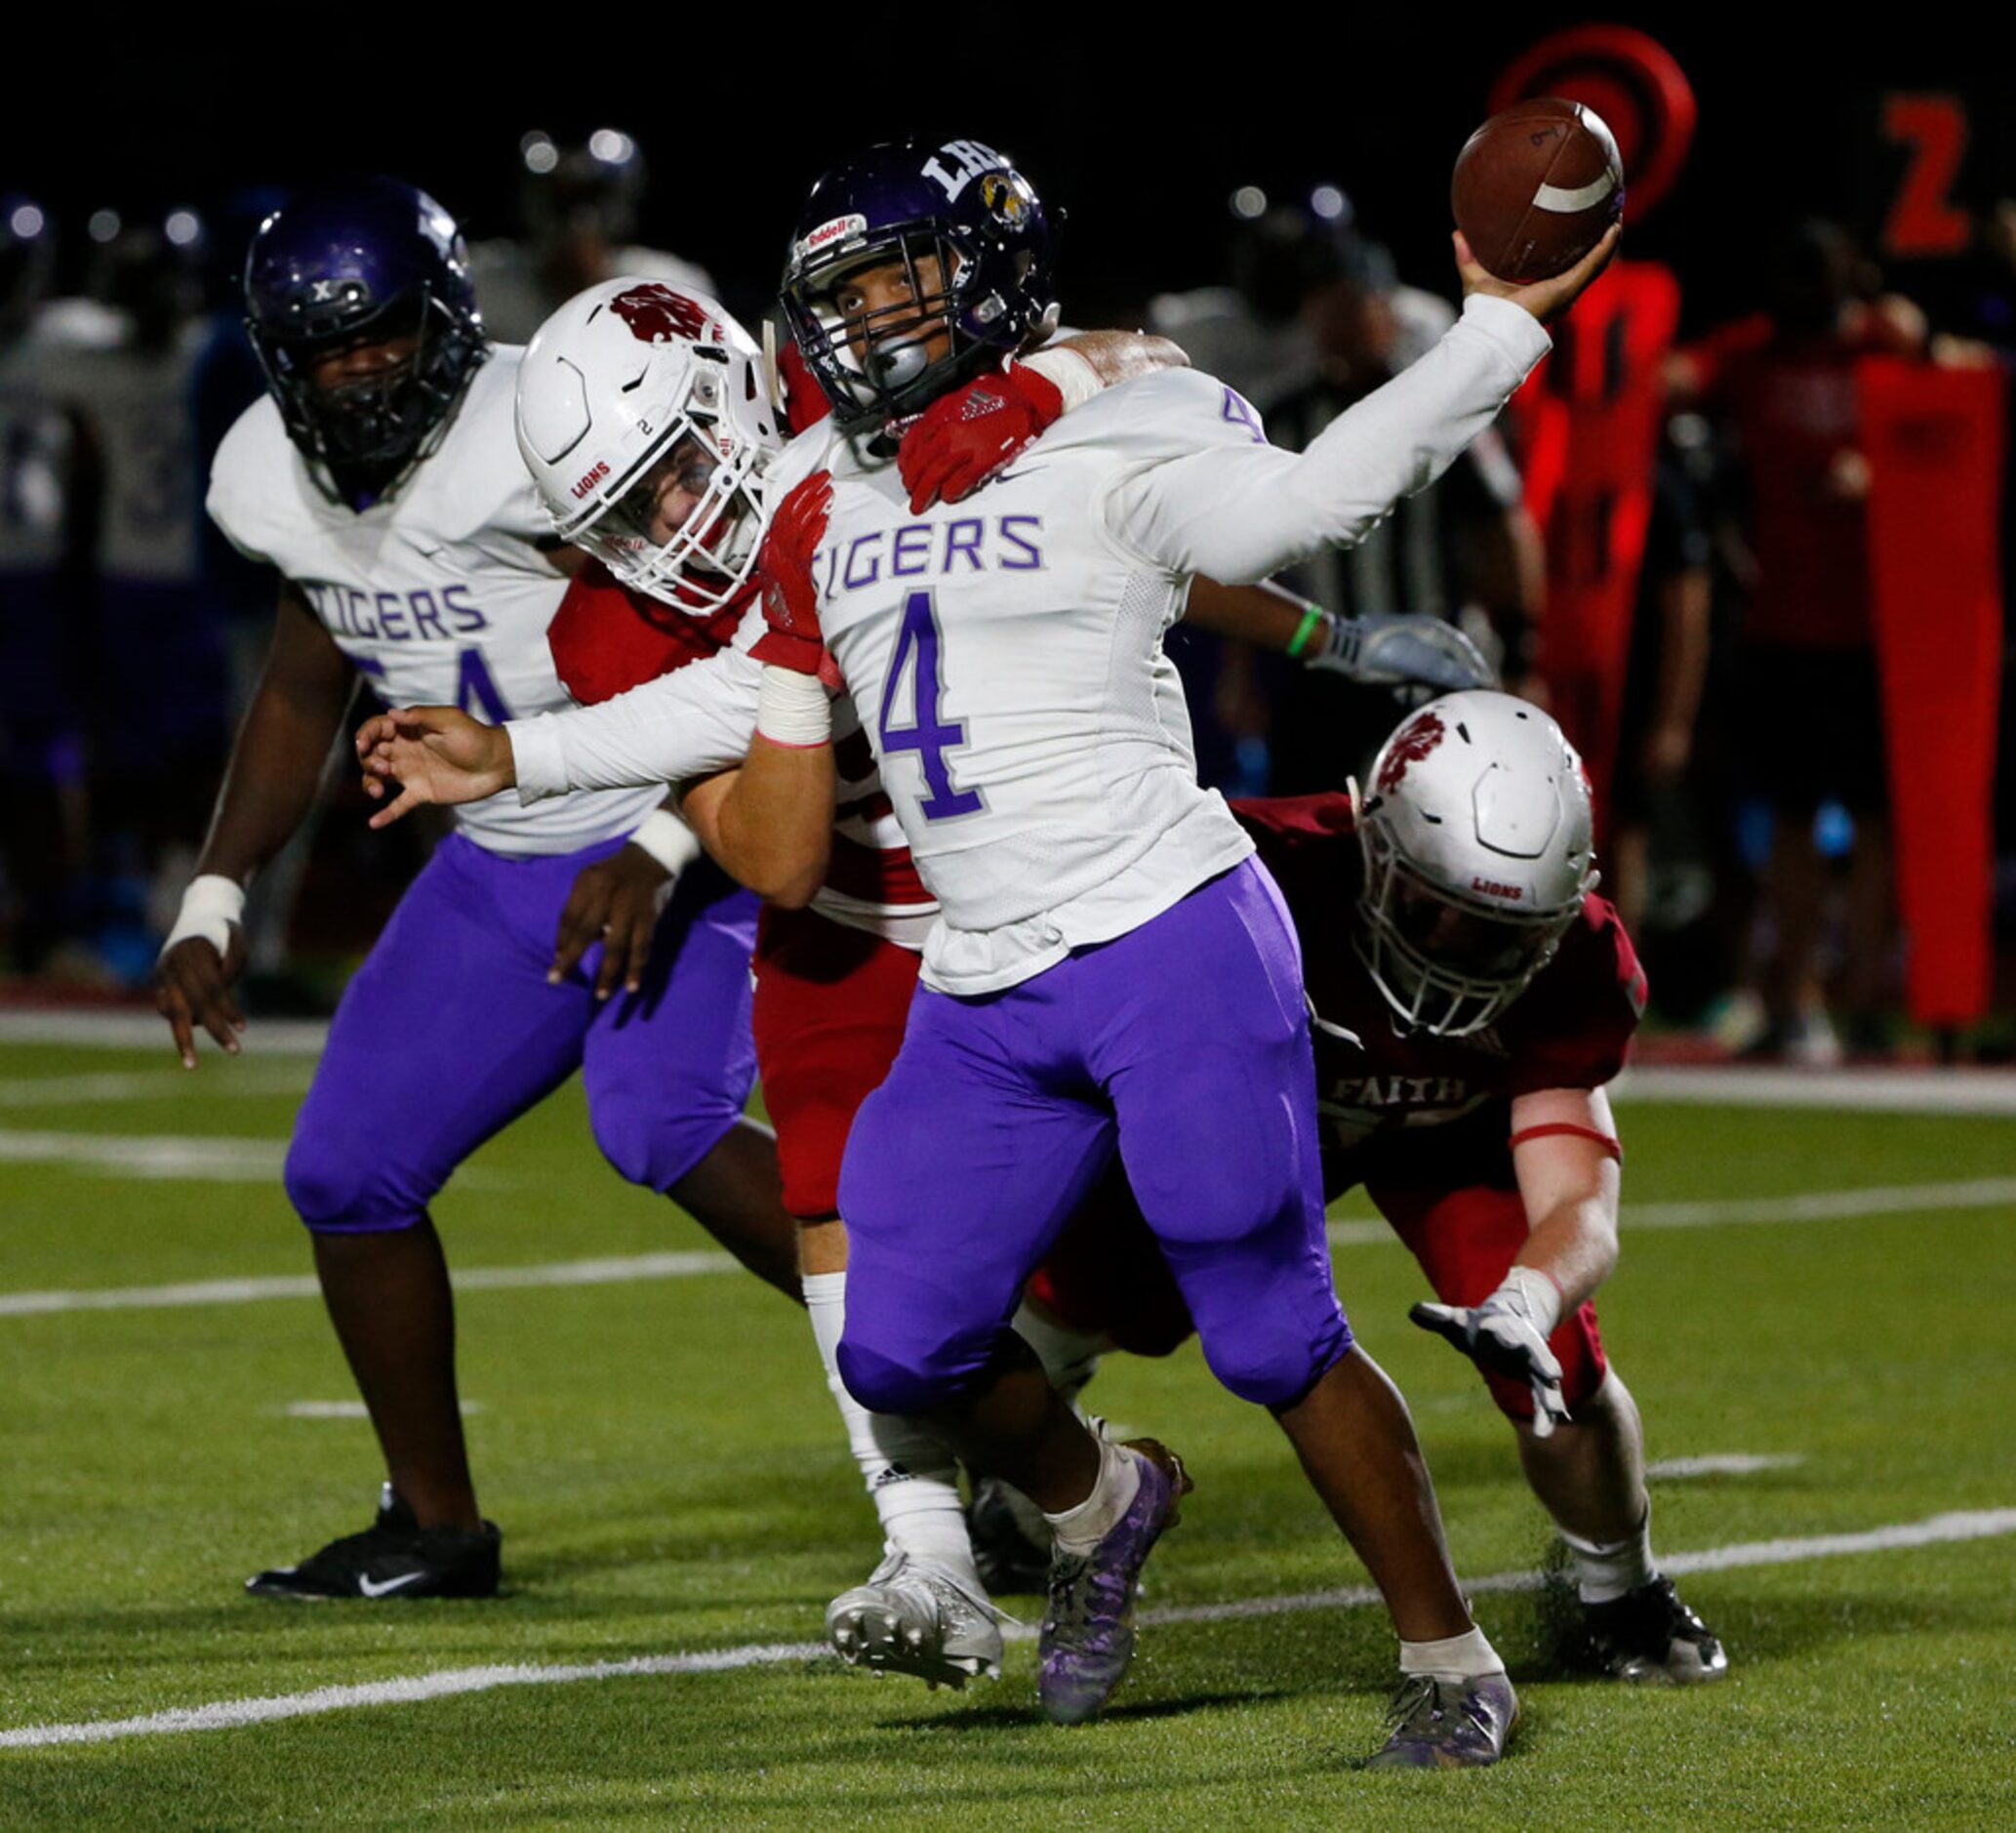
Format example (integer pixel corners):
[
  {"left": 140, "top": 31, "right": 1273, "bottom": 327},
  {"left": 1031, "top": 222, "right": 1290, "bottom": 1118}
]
[
  {"left": 780, "top": 138, "right": 1059, "bottom": 434},
  {"left": 244, "top": 176, "right": 486, "bottom": 496}
]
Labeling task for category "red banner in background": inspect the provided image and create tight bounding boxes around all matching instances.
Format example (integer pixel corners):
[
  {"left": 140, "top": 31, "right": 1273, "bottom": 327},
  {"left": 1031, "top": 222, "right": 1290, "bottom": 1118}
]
[
  {"left": 1861, "top": 357, "right": 2005, "bottom": 1028},
  {"left": 1512, "top": 260, "right": 1681, "bottom": 831}
]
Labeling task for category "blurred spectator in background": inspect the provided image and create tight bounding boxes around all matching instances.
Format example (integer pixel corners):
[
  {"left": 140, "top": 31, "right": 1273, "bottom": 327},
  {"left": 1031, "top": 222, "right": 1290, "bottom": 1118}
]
[
  {"left": 0, "top": 198, "right": 93, "bottom": 974},
  {"left": 470, "top": 130, "right": 712, "bottom": 344},
  {"left": 62, "top": 209, "right": 239, "bottom": 979},
  {"left": 1609, "top": 416, "right": 1714, "bottom": 942},
  {"left": 1671, "top": 219, "right": 1926, "bottom": 1062}
]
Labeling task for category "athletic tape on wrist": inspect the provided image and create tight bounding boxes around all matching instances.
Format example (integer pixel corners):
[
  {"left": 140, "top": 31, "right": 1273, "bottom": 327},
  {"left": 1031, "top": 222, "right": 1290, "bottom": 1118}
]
[
  {"left": 627, "top": 808, "right": 703, "bottom": 877},
  {"left": 756, "top": 666, "right": 834, "bottom": 748},
  {"left": 161, "top": 875, "right": 246, "bottom": 962},
  {"left": 1016, "top": 346, "right": 1103, "bottom": 414}
]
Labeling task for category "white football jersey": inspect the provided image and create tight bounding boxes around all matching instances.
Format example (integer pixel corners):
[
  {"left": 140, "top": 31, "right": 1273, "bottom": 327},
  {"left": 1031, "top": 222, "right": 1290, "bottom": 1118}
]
[
  {"left": 768, "top": 294, "right": 1552, "bottom": 995},
  {"left": 207, "top": 347, "right": 662, "bottom": 855}
]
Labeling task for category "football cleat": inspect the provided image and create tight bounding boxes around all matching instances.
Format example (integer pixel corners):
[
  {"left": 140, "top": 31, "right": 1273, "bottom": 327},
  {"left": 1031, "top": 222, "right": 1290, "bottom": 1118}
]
[
  {"left": 967, "top": 1476, "right": 1054, "bottom": 1595},
  {"left": 1038, "top": 1439, "right": 1190, "bottom": 1725},
  {"left": 825, "top": 1547, "right": 1003, "bottom": 1688},
  {"left": 245, "top": 1484, "right": 501, "bottom": 1601},
  {"left": 1583, "top": 1575, "right": 1728, "bottom": 1684},
  {"left": 1366, "top": 1671, "right": 1520, "bottom": 1770}
]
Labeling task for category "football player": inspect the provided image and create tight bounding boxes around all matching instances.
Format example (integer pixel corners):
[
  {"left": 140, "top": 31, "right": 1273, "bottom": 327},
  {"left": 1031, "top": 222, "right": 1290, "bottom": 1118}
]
[
  {"left": 361, "top": 138, "right": 1613, "bottom": 1761},
  {"left": 154, "top": 177, "right": 802, "bottom": 1601},
  {"left": 749, "top": 138, "right": 1611, "bottom": 1762},
  {"left": 1025, "top": 692, "right": 1727, "bottom": 1686}
]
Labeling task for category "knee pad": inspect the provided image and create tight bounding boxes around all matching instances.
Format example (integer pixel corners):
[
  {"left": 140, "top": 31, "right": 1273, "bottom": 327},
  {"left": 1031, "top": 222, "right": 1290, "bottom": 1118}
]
[
  {"left": 835, "top": 1338, "right": 962, "bottom": 1418},
  {"left": 589, "top": 1089, "right": 736, "bottom": 1193},
  {"left": 1197, "top": 1309, "right": 1353, "bottom": 1409},
  {"left": 283, "top": 1131, "right": 425, "bottom": 1234}
]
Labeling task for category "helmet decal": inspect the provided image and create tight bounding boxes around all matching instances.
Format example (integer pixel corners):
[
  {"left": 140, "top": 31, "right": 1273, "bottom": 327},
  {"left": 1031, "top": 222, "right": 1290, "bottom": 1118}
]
[
  {"left": 608, "top": 283, "right": 714, "bottom": 346},
  {"left": 1375, "top": 710, "right": 1447, "bottom": 794}
]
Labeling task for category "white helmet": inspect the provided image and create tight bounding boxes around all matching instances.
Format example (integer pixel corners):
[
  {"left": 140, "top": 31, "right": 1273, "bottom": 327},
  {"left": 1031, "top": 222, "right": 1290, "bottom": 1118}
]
[
  {"left": 1353, "top": 690, "right": 1597, "bottom": 1038},
  {"left": 514, "top": 277, "right": 783, "bottom": 612}
]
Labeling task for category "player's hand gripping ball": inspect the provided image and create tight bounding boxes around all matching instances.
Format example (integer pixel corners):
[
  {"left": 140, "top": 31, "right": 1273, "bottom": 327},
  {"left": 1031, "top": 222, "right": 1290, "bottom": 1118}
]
[{"left": 1453, "top": 98, "right": 1625, "bottom": 283}]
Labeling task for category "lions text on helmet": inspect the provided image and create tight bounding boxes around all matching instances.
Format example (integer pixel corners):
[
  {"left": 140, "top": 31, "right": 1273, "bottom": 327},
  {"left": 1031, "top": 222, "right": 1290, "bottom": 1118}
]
[
  {"left": 515, "top": 279, "right": 782, "bottom": 613},
  {"left": 1353, "top": 691, "right": 1597, "bottom": 1038},
  {"left": 243, "top": 176, "right": 487, "bottom": 508},
  {"left": 781, "top": 139, "right": 1059, "bottom": 435}
]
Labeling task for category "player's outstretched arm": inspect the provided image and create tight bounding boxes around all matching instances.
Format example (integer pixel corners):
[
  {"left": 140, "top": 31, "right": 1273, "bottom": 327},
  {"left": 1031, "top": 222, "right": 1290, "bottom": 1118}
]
[
  {"left": 1104, "top": 289, "right": 1567, "bottom": 587},
  {"left": 156, "top": 584, "right": 356, "bottom": 1068},
  {"left": 1503, "top": 1084, "right": 1625, "bottom": 1311},
  {"left": 1185, "top": 578, "right": 1498, "bottom": 693},
  {"left": 1411, "top": 1083, "right": 1623, "bottom": 1437},
  {"left": 355, "top": 706, "right": 516, "bottom": 827}
]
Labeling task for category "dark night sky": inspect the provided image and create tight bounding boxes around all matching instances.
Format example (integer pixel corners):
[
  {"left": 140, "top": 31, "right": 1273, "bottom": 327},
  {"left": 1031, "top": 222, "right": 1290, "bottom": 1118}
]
[{"left": 9, "top": 13, "right": 2014, "bottom": 335}]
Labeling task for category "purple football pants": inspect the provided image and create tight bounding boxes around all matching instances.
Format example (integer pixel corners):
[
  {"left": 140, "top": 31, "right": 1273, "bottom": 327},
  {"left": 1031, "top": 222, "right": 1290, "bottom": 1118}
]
[
  {"left": 836, "top": 859, "right": 1352, "bottom": 1413},
  {"left": 285, "top": 830, "right": 758, "bottom": 1233}
]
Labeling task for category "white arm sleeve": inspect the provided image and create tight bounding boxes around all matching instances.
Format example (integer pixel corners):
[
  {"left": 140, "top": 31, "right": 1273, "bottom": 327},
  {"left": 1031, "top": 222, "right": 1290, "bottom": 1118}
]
[
  {"left": 506, "top": 648, "right": 765, "bottom": 804},
  {"left": 1104, "top": 294, "right": 1552, "bottom": 583}
]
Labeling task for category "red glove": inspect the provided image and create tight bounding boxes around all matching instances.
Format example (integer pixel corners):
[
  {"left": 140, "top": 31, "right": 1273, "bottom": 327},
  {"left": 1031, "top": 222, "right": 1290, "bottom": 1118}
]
[
  {"left": 897, "top": 362, "right": 1066, "bottom": 513},
  {"left": 751, "top": 470, "right": 837, "bottom": 683}
]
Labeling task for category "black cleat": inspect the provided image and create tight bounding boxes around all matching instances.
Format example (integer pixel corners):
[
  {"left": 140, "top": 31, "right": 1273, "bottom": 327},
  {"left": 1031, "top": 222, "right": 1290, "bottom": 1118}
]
[
  {"left": 246, "top": 1484, "right": 502, "bottom": 1601},
  {"left": 966, "top": 1476, "right": 1053, "bottom": 1595},
  {"left": 1583, "top": 1575, "right": 1728, "bottom": 1684}
]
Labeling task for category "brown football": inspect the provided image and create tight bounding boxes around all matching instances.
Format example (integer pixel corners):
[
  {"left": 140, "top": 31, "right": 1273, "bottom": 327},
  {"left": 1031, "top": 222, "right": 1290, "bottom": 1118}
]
[{"left": 1452, "top": 98, "right": 1625, "bottom": 283}]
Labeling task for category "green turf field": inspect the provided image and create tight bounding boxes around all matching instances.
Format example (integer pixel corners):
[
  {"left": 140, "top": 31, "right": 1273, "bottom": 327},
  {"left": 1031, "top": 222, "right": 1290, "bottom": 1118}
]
[{"left": 2, "top": 1038, "right": 2012, "bottom": 1827}]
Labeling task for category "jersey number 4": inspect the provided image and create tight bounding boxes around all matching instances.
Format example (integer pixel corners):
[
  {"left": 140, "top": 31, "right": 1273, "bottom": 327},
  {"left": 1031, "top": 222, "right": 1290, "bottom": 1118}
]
[{"left": 878, "top": 590, "right": 982, "bottom": 820}]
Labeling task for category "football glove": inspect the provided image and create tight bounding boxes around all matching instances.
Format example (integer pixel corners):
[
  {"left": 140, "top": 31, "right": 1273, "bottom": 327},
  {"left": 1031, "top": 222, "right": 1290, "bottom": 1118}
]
[
  {"left": 751, "top": 469, "right": 838, "bottom": 685},
  {"left": 897, "top": 363, "right": 1066, "bottom": 514},
  {"left": 1309, "top": 611, "right": 1498, "bottom": 693},
  {"left": 1410, "top": 1266, "right": 1570, "bottom": 1438}
]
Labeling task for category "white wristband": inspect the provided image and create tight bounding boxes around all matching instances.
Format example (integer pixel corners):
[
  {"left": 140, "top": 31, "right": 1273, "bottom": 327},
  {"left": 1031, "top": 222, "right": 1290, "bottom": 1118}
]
[
  {"left": 1017, "top": 345, "right": 1103, "bottom": 414},
  {"left": 160, "top": 874, "right": 246, "bottom": 962},
  {"left": 755, "top": 666, "right": 834, "bottom": 748},
  {"left": 1498, "top": 1265, "right": 1565, "bottom": 1340},
  {"left": 627, "top": 807, "right": 704, "bottom": 878}
]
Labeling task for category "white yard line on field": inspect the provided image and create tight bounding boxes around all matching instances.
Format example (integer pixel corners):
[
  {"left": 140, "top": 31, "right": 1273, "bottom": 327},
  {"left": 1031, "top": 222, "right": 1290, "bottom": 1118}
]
[
  {"left": 1645, "top": 1453, "right": 1806, "bottom": 1480},
  {"left": 1, "top": 1174, "right": 2007, "bottom": 1319},
  {"left": 1328, "top": 1175, "right": 2016, "bottom": 1246},
  {"left": 0, "top": 1067, "right": 315, "bottom": 1107},
  {"left": 3, "top": 1507, "right": 2011, "bottom": 1750},
  {"left": 0, "top": 1011, "right": 332, "bottom": 1052},
  {"left": 1612, "top": 1065, "right": 2016, "bottom": 1116},
  {"left": 0, "top": 1128, "right": 513, "bottom": 1191},
  {"left": 0, "top": 1250, "right": 733, "bottom": 1319}
]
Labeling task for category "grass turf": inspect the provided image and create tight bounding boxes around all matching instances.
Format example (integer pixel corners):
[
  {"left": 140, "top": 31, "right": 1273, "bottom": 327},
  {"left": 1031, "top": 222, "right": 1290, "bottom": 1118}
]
[{"left": 1, "top": 1039, "right": 2011, "bottom": 1827}]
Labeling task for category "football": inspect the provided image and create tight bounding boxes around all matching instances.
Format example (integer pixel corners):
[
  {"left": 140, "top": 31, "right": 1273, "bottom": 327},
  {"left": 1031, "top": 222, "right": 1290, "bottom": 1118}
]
[{"left": 1452, "top": 98, "right": 1625, "bottom": 283}]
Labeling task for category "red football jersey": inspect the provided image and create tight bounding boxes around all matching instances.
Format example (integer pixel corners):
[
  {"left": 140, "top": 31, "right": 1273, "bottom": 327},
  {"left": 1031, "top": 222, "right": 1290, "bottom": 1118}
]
[
  {"left": 545, "top": 559, "right": 748, "bottom": 708},
  {"left": 1230, "top": 793, "right": 1646, "bottom": 1168}
]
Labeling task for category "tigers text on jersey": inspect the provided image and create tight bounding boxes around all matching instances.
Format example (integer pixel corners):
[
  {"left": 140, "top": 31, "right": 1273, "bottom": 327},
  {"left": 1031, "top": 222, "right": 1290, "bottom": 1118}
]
[
  {"left": 512, "top": 565, "right": 937, "bottom": 948},
  {"left": 767, "top": 293, "right": 1552, "bottom": 996},
  {"left": 205, "top": 346, "right": 663, "bottom": 856}
]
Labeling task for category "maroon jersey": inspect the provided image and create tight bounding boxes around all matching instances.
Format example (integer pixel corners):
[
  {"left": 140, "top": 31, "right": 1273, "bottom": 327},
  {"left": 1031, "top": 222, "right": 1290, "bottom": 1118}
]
[{"left": 1230, "top": 793, "right": 1646, "bottom": 1178}]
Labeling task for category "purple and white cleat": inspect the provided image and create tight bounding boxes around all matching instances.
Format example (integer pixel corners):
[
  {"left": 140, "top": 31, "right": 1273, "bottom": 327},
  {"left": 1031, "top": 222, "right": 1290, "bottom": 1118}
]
[
  {"left": 1366, "top": 1671, "right": 1520, "bottom": 1770},
  {"left": 1037, "top": 1439, "right": 1191, "bottom": 1725}
]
